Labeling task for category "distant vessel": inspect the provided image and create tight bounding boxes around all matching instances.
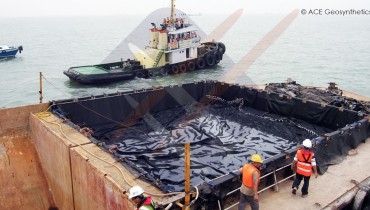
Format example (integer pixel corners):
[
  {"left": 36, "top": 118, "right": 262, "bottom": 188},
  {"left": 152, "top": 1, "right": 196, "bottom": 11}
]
[
  {"left": 0, "top": 45, "right": 23, "bottom": 59},
  {"left": 64, "top": 0, "right": 226, "bottom": 84}
]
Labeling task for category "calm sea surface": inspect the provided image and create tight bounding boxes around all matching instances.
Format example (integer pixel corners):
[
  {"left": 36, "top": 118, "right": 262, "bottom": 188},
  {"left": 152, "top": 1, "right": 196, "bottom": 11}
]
[{"left": 1, "top": 13, "right": 369, "bottom": 108}]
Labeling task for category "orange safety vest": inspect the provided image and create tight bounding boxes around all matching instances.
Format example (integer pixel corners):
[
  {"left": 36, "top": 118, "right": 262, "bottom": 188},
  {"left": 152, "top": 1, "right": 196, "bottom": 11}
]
[
  {"left": 296, "top": 149, "right": 314, "bottom": 176},
  {"left": 242, "top": 164, "right": 261, "bottom": 188}
]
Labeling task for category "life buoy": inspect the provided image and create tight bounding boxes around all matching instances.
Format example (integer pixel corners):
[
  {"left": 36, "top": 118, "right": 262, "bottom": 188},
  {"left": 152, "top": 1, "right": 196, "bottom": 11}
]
[
  {"left": 196, "top": 58, "right": 206, "bottom": 69},
  {"left": 205, "top": 53, "right": 215, "bottom": 66},
  {"left": 180, "top": 64, "right": 187, "bottom": 73},
  {"left": 187, "top": 62, "right": 196, "bottom": 71},
  {"left": 160, "top": 68, "right": 168, "bottom": 76},
  {"left": 218, "top": 42, "right": 226, "bottom": 54},
  {"left": 171, "top": 65, "right": 179, "bottom": 74}
]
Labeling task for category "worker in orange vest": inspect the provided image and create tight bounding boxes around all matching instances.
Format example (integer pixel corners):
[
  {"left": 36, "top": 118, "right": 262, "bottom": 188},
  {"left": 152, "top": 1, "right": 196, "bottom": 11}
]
[
  {"left": 291, "top": 139, "right": 318, "bottom": 197},
  {"left": 238, "top": 154, "right": 263, "bottom": 210}
]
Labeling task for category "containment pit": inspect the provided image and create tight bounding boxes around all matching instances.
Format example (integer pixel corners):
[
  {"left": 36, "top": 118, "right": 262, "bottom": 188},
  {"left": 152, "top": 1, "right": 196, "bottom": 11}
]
[{"left": 52, "top": 80, "right": 369, "bottom": 208}]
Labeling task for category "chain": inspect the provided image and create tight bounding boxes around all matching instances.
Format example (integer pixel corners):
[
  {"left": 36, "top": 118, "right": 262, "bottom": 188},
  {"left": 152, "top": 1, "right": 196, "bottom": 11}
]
[{"left": 206, "top": 95, "right": 318, "bottom": 136}]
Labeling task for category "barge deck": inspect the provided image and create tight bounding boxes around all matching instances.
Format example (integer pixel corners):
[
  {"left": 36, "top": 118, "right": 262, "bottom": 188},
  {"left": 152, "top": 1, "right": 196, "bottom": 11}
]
[{"left": 0, "top": 82, "right": 369, "bottom": 210}]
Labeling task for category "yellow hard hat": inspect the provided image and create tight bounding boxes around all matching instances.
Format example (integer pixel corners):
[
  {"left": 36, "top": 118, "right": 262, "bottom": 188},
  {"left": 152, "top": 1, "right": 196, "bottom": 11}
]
[{"left": 250, "top": 154, "right": 263, "bottom": 163}]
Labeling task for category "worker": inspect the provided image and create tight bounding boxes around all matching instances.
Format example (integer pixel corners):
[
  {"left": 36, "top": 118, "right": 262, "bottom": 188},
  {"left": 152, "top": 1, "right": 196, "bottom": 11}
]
[
  {"left": 128, "top": 186, "right": 155, "bottom": 210},
  {"left": 238, "top": 154, "right": 263, "bottom": 210},
  {"left": 291, "top": 139, "right": 318, "bottom": 197}
]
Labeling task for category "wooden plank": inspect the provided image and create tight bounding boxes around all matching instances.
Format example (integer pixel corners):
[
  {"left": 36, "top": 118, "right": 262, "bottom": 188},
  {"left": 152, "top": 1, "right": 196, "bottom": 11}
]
[{"left": 184, "top": 143, "right": 191, "bottom": 209}]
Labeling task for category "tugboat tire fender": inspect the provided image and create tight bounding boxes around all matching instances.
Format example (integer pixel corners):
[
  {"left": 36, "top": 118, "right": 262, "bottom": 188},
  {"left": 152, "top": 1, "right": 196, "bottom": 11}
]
[
  {"left": 160, "top": 68, "right": 168, "bottom": 76},
  {"left": 205, "top": 53, "right": 215, "bottom": 66},
  {"left": 214, "top": 51, "right": 221, "bottom": 64},
  {"left": 180, "top": 64, "right": 187, "bottom": 73},
  {"left": 187, "top": 62, "right": 196, "bottom": 71},
  {"left": 196, "top": 58, "right": 206, "bottom": 69},
  {"left": 136, "top": 72, "right": 144, "bottom": 78},
  {"left": 171, "top": 65, "right": 179, "bottom": 74},
  {"left": 218, "top": 42, "right": 226, "bottom": 54}
]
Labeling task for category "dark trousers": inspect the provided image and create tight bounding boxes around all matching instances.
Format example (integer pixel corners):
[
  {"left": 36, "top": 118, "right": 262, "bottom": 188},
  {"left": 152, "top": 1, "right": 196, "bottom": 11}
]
[
  {"left": 292, "top": 173, "right": 311, "bottom": 195},
  {"left": 238, "top": 193, "right": 259, "bottom": 210}
]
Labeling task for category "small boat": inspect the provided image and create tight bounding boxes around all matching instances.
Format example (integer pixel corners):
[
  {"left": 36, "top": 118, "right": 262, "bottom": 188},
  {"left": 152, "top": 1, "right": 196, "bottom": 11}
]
[
  {"left": 0, "top": 45, "right": 23, "bottom": 59},
  {"left": 64, "top": 0, "right": 226, "bottom": 84}
]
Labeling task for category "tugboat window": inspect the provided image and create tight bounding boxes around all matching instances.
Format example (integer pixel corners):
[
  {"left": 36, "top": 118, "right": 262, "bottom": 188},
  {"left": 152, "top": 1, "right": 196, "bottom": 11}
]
[{"left": 165, "top": 53, "right": 169, "bottom": 62}]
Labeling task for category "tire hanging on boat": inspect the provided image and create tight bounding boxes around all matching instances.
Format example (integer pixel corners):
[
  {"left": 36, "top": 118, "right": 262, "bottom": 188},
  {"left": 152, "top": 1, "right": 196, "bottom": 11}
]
[
  {"left": 160, "top": 68, "right": 168, "bottom": 76},
  {"left": 205, "top": 52, "right": 215, "bottom": 66},
  {"left": 218, "top": 42, "right": 226, "bottom": 54},
  {"left": 148, "top": 71, "right": 154, "bottom": 77},
  {"left": 214, "top": 51, "right": 221, "bottom": 64},
  {"left": 171, "top": 65, "right": 179, "bottom": 74},
  {"left": 180, "top": 64, "right": 187, "bottom": 73},
  {"left": 136, "top": 72, "right": 144, "bottom": 78},
  {"left": 196, "top": 58, "right": 206, "bottom": 69},
  {"left": 187, "top": 61, "right": 196, "bottom": 71}
]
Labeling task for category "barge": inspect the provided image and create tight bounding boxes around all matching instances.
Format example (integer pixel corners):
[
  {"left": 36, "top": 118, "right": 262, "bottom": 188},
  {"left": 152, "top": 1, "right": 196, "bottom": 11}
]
[{"left": 1, "top": 80, "right": 370, "bottom": 209}]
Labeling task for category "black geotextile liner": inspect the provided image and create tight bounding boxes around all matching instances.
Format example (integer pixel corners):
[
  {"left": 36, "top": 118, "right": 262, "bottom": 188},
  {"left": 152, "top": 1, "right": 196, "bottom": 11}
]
[{"left": 52, "top": 81, "right": 370, "bottom": 192}]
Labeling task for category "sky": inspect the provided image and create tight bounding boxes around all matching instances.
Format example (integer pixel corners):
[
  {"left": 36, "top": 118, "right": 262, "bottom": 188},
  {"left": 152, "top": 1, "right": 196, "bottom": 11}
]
[{"left": 1, "top": 0, "right": 370, "bottom": 17}]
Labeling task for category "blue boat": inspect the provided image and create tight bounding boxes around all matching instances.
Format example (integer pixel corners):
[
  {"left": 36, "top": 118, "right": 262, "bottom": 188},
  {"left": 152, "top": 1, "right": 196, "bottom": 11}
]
[{"left": 0, "top": 45, "right": 23, "bottom": 59}]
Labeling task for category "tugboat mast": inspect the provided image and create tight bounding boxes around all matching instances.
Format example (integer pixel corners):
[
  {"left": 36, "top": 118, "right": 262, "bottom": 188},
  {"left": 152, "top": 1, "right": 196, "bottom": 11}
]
[{"left": 170, "top": 0, "right": 175, "bottom": 26}]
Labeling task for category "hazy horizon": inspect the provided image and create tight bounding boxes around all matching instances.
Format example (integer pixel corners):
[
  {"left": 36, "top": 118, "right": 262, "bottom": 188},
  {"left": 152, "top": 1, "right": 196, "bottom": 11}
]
[{"left": 2, "top": 0, "right": 370, "bottom": 17}]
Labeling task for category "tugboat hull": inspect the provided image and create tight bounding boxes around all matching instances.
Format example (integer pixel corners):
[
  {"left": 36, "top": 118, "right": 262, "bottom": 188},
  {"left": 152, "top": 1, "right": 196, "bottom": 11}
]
[
  {"left": 64, "top": 42, "right": 226, "bottom": 84},
  {"left": 64, "top": 71, "right": 136, "bottom": 84}
]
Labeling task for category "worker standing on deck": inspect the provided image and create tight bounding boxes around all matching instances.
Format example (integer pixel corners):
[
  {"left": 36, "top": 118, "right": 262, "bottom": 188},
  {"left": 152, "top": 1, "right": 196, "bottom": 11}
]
[
  {"left": 128, "top": 186, "right": 155, "bottom": 210},
  {"left": 238, "top": 154, "right": 263, "bottom": 210},
  {"left": 291, "top": 139, "right": 318, "bottom": 197}
]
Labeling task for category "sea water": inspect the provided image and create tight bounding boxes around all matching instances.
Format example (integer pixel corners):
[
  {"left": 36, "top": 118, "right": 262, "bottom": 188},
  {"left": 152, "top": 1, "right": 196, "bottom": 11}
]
[{"left": 0, "top": 13, "right": 369, "bottom": 108}]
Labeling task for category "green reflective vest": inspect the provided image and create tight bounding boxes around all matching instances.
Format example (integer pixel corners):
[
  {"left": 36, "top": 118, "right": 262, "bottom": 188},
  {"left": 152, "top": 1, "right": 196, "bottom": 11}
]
[{"left": 139, "top": 205, "right": 154, "bottom": 210}]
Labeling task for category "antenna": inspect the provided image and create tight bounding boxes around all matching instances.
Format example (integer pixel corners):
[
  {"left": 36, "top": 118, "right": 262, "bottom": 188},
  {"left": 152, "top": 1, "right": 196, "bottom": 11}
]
[{"left": 170, "top": 0, "right": 175, "bottom": 26}]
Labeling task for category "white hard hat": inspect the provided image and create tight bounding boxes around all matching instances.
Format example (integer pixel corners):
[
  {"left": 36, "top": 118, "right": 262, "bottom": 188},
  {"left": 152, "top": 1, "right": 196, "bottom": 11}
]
[
  {"left": 302, "top": 139, "right": 312, "bottom": 148},
  {"left": 129, "top": 186, "right": 144, "bottom": 199}
]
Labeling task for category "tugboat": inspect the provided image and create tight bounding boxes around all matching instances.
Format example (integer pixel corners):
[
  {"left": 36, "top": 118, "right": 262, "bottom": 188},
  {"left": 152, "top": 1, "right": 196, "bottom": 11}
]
[
  {"left": 0, "top": 45, "right": 23, "bottom": 59},
  {"left": 64, "top": 0, "right": 226, "bottom": 84}
]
